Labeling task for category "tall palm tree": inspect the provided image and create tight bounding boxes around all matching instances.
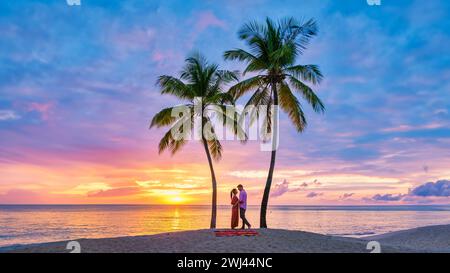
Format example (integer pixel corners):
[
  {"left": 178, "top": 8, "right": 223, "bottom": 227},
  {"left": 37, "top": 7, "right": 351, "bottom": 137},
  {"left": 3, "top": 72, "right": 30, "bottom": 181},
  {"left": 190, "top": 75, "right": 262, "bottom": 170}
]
[
  {"left": 224, "top": 17, "right": 325, "bottom": 228},
  {"left": 150, "top": 53, "right": 241, "bottom": 228}
]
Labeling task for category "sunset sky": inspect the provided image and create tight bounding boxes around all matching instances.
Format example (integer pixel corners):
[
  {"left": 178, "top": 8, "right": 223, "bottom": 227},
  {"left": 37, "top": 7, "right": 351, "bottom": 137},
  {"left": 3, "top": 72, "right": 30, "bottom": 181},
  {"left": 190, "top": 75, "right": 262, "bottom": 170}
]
[{"left": 1, "top": 0, "right": 450, "bottom": 205}]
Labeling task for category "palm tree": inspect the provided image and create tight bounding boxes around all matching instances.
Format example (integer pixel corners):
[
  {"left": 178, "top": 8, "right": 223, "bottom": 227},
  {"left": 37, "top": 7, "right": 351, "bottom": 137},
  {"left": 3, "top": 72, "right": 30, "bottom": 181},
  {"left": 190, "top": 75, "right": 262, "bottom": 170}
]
[
  {"left": 224, "top": 17, "right": 325, "bottom": 228},
  {"left": 150, "top": 53, "right": 242, "bottom": 228}
]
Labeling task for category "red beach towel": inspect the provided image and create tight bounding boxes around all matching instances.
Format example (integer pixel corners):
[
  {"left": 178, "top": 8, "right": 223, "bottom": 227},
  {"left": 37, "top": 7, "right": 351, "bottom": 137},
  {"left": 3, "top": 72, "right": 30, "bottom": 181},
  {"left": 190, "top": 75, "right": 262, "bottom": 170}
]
[{"left": 214, "top": 230, "right": 259, "bottom": 237}]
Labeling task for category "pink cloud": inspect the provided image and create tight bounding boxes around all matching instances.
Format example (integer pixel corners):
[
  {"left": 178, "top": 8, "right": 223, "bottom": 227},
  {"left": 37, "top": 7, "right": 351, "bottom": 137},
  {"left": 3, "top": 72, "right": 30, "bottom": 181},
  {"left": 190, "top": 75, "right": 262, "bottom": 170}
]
[
  {"left": 109, "top": 27, "right": 156, "bottom": 56},
  {"left": 0, "top": 189, "right": 44, "bottom": 204},
  {"left": 27, "top": 102, "right": 54, "bottom": 121},
  {"left": 382, "top": 123, "right": 445, "bottom": 133},
  {"left": 195, "top": 11, "right": 226, "bottom": 32},
  {"left": 151, "top": 50, "right": 182, "bottom": 64},
  {"left": 152, "top": 52, "right": 165, "bottom": 62},
  {"left": 87, "top": 187, "right": 141, "bottom": 198}
]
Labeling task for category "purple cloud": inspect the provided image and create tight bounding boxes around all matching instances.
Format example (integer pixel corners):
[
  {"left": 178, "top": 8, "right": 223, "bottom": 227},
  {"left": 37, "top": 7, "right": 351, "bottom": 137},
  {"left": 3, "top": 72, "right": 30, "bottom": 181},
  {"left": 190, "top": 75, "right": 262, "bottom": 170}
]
[
  {"left": 270, "top": 179, "right": 290, "bottom": 198},
  {"left": 339, "top": 193, "right": 354, "bottom": 200},
  {"left": 371, "top": 194, "right": 406, "bottom": 202},
  {"left": 306, "top": 192, "right": 323, "bottom": 198},
  {"left": 411, "top": 180, "right": 450, "bottom": 197},
  {"left": 364, "top": 179, "right": 450, "bottom": 202},
  {"left": 271, "top": 179, "right": 313, "bottom": 198}
]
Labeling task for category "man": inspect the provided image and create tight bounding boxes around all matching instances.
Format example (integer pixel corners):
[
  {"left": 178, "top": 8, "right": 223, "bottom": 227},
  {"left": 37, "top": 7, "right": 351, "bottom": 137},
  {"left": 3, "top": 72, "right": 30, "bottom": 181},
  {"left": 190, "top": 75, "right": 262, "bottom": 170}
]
[{"left": 237, "top": 184, "right": 251, "bottom": 229}]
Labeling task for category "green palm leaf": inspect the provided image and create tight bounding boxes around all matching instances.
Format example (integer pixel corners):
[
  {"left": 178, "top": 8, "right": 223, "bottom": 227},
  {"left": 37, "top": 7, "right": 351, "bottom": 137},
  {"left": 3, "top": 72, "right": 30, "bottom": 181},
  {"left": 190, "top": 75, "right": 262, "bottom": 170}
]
[
  {"left": 157, "top": 76, "right": 193, "bottom": 99},
  {"left": 228, "top": 75, "right": 263, "bottom": 99},
  {"left": 278, "top": 81, "right": 307, "bottom": 132},
  {"left": 285, "top": 64, "right": 323, "bottom": 85},
  {"left": 288, "top": 76, "right": 325, "bottom": 113}
]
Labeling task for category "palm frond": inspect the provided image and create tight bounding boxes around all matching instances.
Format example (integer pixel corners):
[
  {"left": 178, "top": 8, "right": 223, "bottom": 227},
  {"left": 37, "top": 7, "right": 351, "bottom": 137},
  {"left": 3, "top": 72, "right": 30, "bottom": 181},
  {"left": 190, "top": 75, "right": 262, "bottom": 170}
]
[
  {"left": 215, "top": 70, "right": 239, "bottom": 83},
  {"left": 158, "top": 116, "right": 190, "bottom": 155},
  {"left": 150, "top": 107, "right": 177, "bottom": 128},
  {"left": 285, "top": 64, "right": 323, "bottom": 85},
  {"left": 288, "top": 18, "right": 318, "bottom": 54},
  {"left": 228, "top": 75, "right": 264, "bottom": 99},
  {"left": 180, "top": 52, "right": 212, "bottom": 92},
  {"left": 288, "top": 76, "right": 325, "bottom": 113},
  {"left": 157, "top": 76, "right": 193, "bottom": 99},
  {"left": 223, "top": 49, "right": 257, "bottom": 63},
  {"left": 238, "top": 20, "right": 266, "bottom": 40},
  {"left": 201, "top": 117, "right": 223, "bottom": 161},
  {"left": 204, "top": 92, "right": 234, "bottom": 105},
  {"left": 278, "top": 81, "right": 307, "bottom": 132},
  {"left": 207, "top": 137, "right": 222, "bottom": 161},
  {"left": 207, "top": 70, "right": 239, "bottom": 98},
  {"left": 269, "top": 40, "right": 297, "bottom": 67},
  {"left": 243, "top": 84, "right": 271, "bottom": 126}
]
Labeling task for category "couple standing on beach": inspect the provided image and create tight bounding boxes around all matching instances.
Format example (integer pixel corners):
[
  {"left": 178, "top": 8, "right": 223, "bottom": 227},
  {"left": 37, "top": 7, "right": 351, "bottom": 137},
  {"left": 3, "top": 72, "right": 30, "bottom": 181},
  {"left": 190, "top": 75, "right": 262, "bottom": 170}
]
[{"left": 230, "top": 184, "right": 252, "bottom": 229}]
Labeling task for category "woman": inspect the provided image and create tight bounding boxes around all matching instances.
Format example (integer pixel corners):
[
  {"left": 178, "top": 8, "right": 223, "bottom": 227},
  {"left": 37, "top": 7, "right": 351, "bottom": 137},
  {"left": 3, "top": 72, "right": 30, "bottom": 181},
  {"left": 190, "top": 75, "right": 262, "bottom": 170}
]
[{"left": 230, "top": 188, "right": 239, "bottom": 229}]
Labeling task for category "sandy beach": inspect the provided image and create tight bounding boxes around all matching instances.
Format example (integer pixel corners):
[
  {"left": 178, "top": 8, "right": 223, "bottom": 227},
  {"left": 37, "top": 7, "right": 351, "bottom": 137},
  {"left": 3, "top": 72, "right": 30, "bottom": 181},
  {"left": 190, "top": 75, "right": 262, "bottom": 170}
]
[{"left": 3, "top": 224, "right": 450, "bottom": 253}]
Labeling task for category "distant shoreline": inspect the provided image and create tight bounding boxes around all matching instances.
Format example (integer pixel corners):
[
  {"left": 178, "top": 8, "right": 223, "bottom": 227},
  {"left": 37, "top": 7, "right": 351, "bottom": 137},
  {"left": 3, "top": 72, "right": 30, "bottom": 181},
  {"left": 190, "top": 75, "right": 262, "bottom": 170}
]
[{"left": 3, "top": 224, "right": 450, "bottom": 253}]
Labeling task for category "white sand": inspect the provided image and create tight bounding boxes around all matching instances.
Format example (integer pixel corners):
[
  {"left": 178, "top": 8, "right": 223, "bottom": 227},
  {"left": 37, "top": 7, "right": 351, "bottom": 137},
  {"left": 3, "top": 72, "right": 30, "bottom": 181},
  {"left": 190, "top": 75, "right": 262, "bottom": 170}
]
[
  {"left": 1, "top": 228, "right": 416, "bottom": 253},
  {"left": 363, "top": 224, "right": 450, "bottom": 252}
]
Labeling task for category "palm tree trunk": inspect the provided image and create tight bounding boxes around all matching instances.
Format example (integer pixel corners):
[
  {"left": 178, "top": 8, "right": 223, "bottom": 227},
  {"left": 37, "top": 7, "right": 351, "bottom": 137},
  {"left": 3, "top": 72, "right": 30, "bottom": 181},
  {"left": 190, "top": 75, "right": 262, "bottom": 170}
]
[
  {"left": 260, "top": 83, "right": 278, "bottom": 228},
  {"left": 202, "top": 137, "right": 217, "bottom": 229}
]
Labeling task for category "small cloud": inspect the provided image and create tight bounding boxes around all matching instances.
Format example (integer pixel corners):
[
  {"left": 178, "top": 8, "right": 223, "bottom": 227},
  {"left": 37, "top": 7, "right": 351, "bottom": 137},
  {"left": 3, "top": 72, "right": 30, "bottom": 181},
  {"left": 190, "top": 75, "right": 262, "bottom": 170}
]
[
  {"left": 271, "top": 179, "right": 318, "bottom": 198},
  {"left": 271, "top": 179, "right": 289, "bottom": 198},
  {"left": 27, "top": 102, "right": 54, "bottom": 121},
  {"left": 0, "top": 110, "right": 20, "bottom": 121},
  {"left": 195, "top": 11, "right": 226, "bottom": 32},
  {"left": 229, "top": 169, "right": 313, "bottom": 179},
  {"left": 381, "top": 123, "right": 444, "bottom": 133},
  {"left": 371, "top": 193, "right": 406, "bottom": 201},
  {"left": 229, "top": 170, "right": 267, "bottom": 179},
  {"left": 136, "top": 180, "right": 161, "bottom": 188},
  {"left": 56, "top": 183, "right": 112, "bottom": 195},
  {"left": 88, "top": 187, "right": 141, "bottom": 197},
  {"left": 306, "top": 192, "right": 323, "bottom": 198},
  {"left": 312, "top": 179, "right": 321, "bottom": 186},
  {"left": 434, "top": 108, "right": 448, "bottom": 115},
  {"left": 151, "top": 50, "right": 182, "bottom": 65},
  {"left": 339, "top": 193, "right": 355, "bottom": 200}
]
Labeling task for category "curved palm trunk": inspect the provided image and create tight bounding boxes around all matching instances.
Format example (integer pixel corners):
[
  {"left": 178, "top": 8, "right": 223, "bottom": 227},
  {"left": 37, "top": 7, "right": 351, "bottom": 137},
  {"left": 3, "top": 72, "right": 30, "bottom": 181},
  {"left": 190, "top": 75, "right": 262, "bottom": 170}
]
[
  {"left": 202, "top": 138, "right": 217, "bottom": 229},
  {"left": 260, "top": 84, "right": 278, "bottom": 228}
]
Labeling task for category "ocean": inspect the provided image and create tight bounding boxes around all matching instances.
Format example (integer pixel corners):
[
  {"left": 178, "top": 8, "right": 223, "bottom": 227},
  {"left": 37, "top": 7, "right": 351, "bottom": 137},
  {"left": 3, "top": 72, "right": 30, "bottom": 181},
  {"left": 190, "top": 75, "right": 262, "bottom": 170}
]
[{"left": 1, "top": 204, "right": 450, "bottom": 247}]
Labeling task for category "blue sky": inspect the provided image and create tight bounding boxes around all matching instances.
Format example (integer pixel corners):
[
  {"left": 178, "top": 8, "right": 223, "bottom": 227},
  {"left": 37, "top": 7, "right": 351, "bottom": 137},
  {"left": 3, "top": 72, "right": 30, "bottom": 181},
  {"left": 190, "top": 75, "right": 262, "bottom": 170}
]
[{"left": 0, "top": 0, "right": 450, "bottom": 204}]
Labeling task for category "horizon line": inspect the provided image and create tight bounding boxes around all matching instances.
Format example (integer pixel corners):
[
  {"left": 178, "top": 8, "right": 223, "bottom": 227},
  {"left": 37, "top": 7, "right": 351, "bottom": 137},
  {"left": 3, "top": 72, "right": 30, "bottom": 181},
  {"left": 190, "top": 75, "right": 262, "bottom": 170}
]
[{"left": 0, "top": 204, "right": 448, "bottom": 207}]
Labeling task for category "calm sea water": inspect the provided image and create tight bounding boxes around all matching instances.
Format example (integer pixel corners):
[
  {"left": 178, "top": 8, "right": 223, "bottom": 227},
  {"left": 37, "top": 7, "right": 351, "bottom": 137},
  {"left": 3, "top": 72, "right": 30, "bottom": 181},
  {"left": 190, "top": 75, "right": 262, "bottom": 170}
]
[{"left": 1, "top": 205, "right": 450, "bottom": 247}]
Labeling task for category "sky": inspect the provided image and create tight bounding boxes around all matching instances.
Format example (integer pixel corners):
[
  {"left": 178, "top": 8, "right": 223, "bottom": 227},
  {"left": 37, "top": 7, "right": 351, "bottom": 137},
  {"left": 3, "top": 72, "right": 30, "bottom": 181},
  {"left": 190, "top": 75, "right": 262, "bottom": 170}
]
[{"left": 1, "top": 0, "right": 450, "bottom": 205}]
